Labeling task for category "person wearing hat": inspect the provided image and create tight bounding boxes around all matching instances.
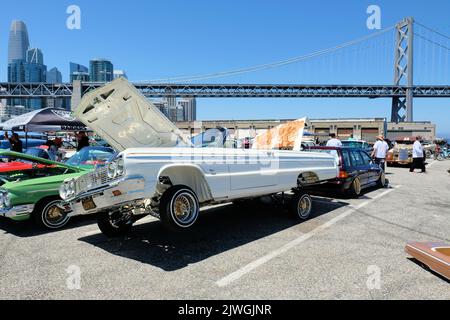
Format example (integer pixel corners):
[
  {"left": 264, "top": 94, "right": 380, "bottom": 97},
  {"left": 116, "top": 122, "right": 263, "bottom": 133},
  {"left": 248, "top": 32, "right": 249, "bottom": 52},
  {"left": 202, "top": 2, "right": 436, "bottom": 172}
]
[
  {"left": 372, "top": 135, "right": 389, "bottom": 171},
  {"left": 410, "top": 136, "right": 426, "bottom": 173}
]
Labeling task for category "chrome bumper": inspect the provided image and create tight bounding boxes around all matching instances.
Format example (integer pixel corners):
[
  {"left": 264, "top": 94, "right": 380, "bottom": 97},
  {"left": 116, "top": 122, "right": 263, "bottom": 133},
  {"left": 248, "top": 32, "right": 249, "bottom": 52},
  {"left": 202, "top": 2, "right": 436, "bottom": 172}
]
[
  {"left": 0, "top": 204, "right": 35, "bottom": 219},
  {"left": 66, "top": 175, "right": 146, "bottom": 217}
]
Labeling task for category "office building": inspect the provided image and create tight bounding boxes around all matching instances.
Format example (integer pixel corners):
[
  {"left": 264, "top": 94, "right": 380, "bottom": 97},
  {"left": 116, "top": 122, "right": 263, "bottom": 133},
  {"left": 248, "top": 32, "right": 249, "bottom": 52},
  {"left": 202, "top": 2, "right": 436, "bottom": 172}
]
[
  {"left": 25, "top": 48, "right": 47, "bottom": 109},
  {"left": 387, "top": 122, "right": 436, "bottom": 141},
  {"left": 177, "top": 98, "right": 197, "bottom": 122},
  {"left": 46, "top": 67, "right": 62, "bottom": 83},
  {"left": 70, "top": 62, "right": 90, "bottom": 82},
  {"left": 8, "top": 59, "right": 26, "bottom": 82},
  {"left": 46, "top": 67, "right": 64, "bottom": 109},
  {"left": 25, "top": 48, "right": 46, "bottom": 81},
  {"left": 7, "top": 20, "right": 30, "bottom": 107},
  {"left": 0, "top": 103, "right": 34, "bottom": 122},
  {"left": 152, "top": 100, "right": 169, "bottom": 116},
  {"left": 175, "top": 118, "right": 388, "bottom": 142},
  {"left": 8, "top": 20, "right": 29, "bottom": 64},
  {"left": 26, "top": 48, "right": 43, "bottom": 64},
  {"left": 89, "top": 58, "right": 113, "bottom": 82}
]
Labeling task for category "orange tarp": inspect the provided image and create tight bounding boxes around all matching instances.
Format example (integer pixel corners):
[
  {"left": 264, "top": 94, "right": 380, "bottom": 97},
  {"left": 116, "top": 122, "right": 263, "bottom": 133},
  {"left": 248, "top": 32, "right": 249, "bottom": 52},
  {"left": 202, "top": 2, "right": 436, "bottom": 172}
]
[{"left": 252, "top": 118, "right": 306, "bottom": 150}]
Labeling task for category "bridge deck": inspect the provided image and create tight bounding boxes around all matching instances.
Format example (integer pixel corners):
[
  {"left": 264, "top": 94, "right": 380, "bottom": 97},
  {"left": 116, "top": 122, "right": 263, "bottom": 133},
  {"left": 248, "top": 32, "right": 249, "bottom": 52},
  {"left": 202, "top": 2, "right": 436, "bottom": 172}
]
[{"left": 0, "top": 82, "right": 449, "bottom": 98}]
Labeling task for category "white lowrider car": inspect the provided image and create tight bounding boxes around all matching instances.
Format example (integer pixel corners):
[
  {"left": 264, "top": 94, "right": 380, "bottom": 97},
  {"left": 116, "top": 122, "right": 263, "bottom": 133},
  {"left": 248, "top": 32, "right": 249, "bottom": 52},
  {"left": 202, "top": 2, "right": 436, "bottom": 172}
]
[{"left": 61, "top": 78, "right": 338, "bottom": 236}]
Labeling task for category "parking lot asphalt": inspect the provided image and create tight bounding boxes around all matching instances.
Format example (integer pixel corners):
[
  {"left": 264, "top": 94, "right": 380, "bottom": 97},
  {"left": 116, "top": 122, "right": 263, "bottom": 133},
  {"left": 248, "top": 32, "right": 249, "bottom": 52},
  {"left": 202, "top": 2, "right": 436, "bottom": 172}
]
[{"left": 0, "top": 160, "right": 449, "bottom": 300}]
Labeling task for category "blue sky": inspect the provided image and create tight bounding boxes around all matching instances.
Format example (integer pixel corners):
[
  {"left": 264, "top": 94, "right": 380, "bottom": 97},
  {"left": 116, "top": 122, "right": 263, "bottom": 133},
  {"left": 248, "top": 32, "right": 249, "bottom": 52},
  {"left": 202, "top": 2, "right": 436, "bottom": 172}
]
[{"left": 1, "top": 0, "right": 449, "bottom": 136}]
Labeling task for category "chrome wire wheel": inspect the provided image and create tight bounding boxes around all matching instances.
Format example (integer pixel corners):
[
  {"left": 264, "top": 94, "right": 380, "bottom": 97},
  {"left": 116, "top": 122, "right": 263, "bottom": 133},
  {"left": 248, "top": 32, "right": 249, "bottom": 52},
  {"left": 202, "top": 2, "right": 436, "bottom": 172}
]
[
  {"left": 297, "top": 194, "right": 312, "bottom": 219},
  {"left": 170, "top": 190, "right": 198, "bottom": 226},
  {"left": 289, "top": 192, "right": 313, "bottom": 221},
  {"left": 41, "top": 200, "right": 70, "bottom": 229}
]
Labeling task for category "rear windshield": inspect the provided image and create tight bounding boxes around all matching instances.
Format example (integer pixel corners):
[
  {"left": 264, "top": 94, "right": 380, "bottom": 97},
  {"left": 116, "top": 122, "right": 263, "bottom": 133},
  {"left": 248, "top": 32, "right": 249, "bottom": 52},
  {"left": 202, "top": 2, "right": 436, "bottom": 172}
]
[{"left": 306, "top": 149, "right": 340, "bottom": 166}]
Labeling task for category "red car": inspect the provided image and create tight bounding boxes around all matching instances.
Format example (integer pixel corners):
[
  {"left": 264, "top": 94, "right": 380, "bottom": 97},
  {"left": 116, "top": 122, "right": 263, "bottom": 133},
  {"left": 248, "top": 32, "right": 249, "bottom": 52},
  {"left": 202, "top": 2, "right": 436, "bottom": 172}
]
[{"left": 0, "top": 148, "right": 52, "bottom": 174}]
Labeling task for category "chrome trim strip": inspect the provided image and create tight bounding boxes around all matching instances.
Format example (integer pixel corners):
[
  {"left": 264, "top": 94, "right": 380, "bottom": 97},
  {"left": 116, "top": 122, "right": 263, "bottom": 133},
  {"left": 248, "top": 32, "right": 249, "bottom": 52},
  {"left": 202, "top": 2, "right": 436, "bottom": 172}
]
[
  {"left": 66, "top": 175, "right": 145, "bottom": 203},
  {"left": 0, "top": 204, "right": 35, "bottom": 218}
]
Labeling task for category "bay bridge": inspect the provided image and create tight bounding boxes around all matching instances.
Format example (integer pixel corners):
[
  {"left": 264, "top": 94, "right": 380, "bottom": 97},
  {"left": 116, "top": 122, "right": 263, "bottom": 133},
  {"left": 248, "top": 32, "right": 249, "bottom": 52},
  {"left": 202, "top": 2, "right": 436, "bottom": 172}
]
[{"left": 0, "top": 17, "right": 449, "bottom": 123}]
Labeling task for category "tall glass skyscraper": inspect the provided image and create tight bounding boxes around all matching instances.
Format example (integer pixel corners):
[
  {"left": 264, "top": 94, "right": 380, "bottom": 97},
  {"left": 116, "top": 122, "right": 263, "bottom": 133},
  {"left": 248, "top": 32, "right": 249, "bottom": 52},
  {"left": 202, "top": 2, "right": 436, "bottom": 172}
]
[
  {"left": 25, "top": 48, "right": 47, "bottom": 109},
  {"left": 7, "top": 20, "right": 30, "bottom": 107},
  {"left": 8, "top": 20, "right": 29, "bottom": 64},
  {"left": 89, "top": 58, "right": 114, "bottom": 82},
  {"left": 25, "top": 48, "right": 46, "bottom": 81},
  {"left": 8, "top": 59, "right": 26, "bottom": 82},
  {"left": 26, "top": 48, "right": 44, "bottom": 64}
]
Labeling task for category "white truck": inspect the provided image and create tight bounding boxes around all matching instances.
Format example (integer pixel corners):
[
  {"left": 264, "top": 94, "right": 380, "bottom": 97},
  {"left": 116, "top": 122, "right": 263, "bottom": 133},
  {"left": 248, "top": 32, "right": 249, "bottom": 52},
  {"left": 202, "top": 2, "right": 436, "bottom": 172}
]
[{"left": 61, "top": 78, "right": 338, "bottom": 236}]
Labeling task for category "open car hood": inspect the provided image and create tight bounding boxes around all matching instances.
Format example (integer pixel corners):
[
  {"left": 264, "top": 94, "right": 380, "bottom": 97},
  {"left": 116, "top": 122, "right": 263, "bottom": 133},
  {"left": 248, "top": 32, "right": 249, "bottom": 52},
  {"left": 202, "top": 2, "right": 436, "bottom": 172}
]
[{"left": 74, "top": 78, "right": 192, "bottom": 152}]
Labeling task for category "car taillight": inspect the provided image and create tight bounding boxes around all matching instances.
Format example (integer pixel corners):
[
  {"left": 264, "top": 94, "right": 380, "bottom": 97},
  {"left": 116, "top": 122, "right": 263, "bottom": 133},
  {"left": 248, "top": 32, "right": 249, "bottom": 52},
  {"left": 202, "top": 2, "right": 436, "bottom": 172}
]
[{"left": 338, "top": 170, "right": 349, "bottom": 179}]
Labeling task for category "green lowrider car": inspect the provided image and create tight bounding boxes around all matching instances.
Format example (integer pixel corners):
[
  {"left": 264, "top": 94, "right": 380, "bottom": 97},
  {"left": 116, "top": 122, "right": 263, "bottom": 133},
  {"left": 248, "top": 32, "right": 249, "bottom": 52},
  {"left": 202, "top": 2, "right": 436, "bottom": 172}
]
[{"left": 0, "top": 146, "right": 114, "bottom": 229}]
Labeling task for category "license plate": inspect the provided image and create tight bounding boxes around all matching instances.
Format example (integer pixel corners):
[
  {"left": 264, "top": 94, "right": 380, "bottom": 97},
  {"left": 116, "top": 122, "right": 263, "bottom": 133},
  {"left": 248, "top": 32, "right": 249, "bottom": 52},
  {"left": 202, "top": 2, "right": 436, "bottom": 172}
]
[{"left": 81, "top": 197, "right": 97, "bottom": 210}]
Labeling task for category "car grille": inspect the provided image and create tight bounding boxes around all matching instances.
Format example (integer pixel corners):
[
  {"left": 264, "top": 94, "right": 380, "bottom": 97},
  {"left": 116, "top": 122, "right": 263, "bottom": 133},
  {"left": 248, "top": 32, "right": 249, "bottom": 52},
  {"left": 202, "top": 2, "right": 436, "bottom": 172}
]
[{"left": 75, "top": 167, "right": 114, "bottom": 194}]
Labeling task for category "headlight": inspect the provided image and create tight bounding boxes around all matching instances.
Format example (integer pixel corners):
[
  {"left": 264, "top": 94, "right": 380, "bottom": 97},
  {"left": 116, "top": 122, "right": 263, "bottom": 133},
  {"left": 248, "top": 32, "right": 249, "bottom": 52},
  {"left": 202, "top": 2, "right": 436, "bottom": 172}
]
[
  {"left": 59, "top": 182, "right": 68, "bottom": 200},
  {"left": 0, "top": 191, "right": 11, "bottom": 209},
  {"left": 4, "top": 193, "right": 11, "bottom": 208},
  {"left": 68, "top": 179, "right": 76, "bottom": 195},
  {"left": 59, "top": 180, "right": 75, "bottom": 200},
  {"left": 107, "top": 161, "right": 117, "bottom": 179},
  {"left": 116, "top": 158, "right": 125, "bottom": 176}
]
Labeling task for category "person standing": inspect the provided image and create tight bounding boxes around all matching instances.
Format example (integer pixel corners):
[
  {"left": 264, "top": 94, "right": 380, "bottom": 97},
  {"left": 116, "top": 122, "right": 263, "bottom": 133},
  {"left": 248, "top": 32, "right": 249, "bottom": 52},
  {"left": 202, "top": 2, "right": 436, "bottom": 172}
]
[
  {"left": 372, "top": 135, "right": 389, "bottom": 171},
  {"left": 326, "top": 133, "right": 342, "bottom": 147},
  {"left": 410, "top": 136, "right": 426, "bottom": 173},
  {"left": 4, "top": 132, "right": 23, "bottom": 153},
  {"left": 46, "top": 138, "right": 63, "bottom": 161},
  {"left": 76, "top": 131, "right": 90, "bottom": 151},
  {"left": 326, "top": 133, "right": 342, "bottom": 158}
]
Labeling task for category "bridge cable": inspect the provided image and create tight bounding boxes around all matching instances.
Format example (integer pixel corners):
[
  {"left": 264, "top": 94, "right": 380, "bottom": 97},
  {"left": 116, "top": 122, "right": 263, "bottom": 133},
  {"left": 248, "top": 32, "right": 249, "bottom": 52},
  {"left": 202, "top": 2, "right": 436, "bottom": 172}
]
[{"left": 136, "top": 25, "right": 396, "bottom": 83}]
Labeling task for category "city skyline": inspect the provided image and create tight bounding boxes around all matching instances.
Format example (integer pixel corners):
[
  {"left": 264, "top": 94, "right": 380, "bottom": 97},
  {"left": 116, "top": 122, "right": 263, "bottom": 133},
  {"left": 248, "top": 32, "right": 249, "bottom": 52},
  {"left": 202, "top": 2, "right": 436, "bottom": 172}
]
[
  {"left": 0, "top": 1, "right": 449, "bottom": 136},
  {"left": 3, "top": 20, "right": 196, "bottom": 122}
]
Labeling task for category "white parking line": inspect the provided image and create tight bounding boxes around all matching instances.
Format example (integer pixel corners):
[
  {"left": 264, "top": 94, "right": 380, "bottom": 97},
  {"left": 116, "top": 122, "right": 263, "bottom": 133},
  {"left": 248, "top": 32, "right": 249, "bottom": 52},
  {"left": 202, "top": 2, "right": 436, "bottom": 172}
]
[
  {"left": 216, "top": 186, "right": 401, "bottom": 287},
  {"left": 426, "top": 160, "right": 436, "bottom": 168}
]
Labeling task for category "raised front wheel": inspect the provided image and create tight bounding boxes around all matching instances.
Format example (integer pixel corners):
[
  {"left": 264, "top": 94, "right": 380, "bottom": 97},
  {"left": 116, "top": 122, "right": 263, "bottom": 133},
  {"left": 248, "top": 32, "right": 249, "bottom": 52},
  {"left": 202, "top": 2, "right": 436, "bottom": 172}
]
[
  {"left": 97, "top": 210, "right": 133, "bottom": 237},
  {"left": 159, "top": 185, "right": 200, "bottom": 231}
]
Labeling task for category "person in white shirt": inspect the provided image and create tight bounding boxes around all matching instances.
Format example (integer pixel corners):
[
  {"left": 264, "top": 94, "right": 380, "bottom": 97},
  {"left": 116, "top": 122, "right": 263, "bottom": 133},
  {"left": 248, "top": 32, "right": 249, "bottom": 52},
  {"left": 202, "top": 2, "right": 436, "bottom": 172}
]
[
  {"left": 326, "top": 133, "right": 342, "bottom": 159},
  {"left": 410, "top": 136, "right": 426, "bottom": 173},
  {"left": 326, "top": 133, "right": 342, "bottom": 147},
  {"left": 371, "top": 135, "right": 389, "bottom": 171}
]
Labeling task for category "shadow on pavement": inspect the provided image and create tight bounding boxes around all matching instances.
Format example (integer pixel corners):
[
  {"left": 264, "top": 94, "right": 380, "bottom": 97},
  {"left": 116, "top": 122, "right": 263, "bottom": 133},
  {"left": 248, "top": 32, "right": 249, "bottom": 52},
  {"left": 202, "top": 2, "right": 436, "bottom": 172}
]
[
  {"left": 0, "top": 214, "right": 98, "bottom": 238},
  {"left": 79, "top": 197, "right": 348, "bottom": 271},
  {"left": 407, "top": 258, "right": 450, "bottom": 284}
]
